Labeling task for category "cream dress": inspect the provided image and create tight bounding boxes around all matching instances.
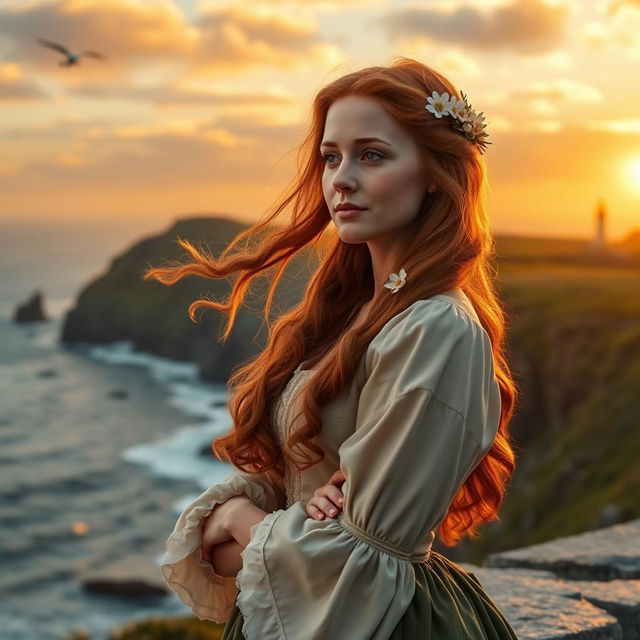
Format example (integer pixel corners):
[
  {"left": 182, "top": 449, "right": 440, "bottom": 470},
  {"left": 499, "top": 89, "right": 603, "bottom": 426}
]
[{"left": 160, "top": 289, "right": 503, "bottom": 639}]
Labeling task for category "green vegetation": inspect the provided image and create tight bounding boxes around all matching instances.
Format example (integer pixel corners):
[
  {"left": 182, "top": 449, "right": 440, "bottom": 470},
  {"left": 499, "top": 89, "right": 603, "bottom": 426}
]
[
  {"left": 462, "top": 259, "right": 640, "bottom": 563},
  {"left": 64, "top": 616, "right": 225, "bottom": 639}
]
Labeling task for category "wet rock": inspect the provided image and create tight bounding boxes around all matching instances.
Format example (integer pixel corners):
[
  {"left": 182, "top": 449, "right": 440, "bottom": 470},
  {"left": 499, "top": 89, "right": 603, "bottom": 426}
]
[
  {"left": 108, "top": 388, "right": 129, "bottom": 400},
  {"left": 80, "top": 555, "right": 168, "bottom": 600},
  {"left": 13, "top": 289, "right": 48, "bottom": 323},
  {"left": 82, "top": 578, "right": 167, "bottom": 599},
  {"left": 36, "top": 368, "right": 58, "bottom": 378}
]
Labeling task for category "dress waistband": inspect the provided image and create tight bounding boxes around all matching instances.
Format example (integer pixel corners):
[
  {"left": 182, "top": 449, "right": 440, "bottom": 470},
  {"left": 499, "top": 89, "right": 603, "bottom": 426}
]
[{"left": 337, "top": 514, "right": 432, "bottom": 563}]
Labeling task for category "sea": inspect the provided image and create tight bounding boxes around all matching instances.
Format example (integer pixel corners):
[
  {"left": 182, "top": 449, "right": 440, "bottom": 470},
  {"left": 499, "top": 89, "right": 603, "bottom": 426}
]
[{"left": 0, "top": 218, "right": 237, "bottom": 639}]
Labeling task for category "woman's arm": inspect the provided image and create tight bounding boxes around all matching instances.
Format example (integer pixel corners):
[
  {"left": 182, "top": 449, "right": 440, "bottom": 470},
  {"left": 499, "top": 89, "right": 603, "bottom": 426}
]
[
  {"left": 201, "top": 496, "right": 269, "bottom": 577},
  {"left": 220, "top": 496, "right": 269, "bottom": 549},
  {"left": 210, "top": 539, "right": 244, "bottom": 577},
  {"left": 161, "top": 470, "right": 284, "bottom": 623}
]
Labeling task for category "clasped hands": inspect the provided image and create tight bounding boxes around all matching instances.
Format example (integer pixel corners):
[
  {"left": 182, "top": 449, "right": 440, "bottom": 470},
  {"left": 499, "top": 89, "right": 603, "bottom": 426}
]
[{"left": 201, "top": 469, "right": 346, "bottom": 575}]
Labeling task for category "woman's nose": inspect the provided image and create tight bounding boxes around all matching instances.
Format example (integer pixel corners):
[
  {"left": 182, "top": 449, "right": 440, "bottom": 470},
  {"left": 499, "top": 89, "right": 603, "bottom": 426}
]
[{"left": 333, "top": 166, "right": 357, "bottom": 192}]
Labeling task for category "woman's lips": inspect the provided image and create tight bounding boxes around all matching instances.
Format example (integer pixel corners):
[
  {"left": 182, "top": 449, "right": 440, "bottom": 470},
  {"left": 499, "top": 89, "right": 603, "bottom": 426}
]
[{"left": 337, "top": 208, "right": 367, "bottom": 219}]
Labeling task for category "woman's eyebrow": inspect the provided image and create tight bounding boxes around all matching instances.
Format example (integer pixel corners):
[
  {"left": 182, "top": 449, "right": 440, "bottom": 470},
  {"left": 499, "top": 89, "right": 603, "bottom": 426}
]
[{"left": 320, "top": 137, "right": 392, "bottom": 148}]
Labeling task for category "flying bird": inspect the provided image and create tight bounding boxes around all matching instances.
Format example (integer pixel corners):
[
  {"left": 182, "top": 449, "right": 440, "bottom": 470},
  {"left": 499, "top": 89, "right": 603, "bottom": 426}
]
[{"left": 36, "top": 37, "right": 106, "bottom": 66}]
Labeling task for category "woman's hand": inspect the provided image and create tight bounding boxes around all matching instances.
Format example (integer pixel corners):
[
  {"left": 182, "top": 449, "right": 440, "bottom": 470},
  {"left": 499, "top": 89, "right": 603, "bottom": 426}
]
[
  {"left": 202, "top": 495, "right": 268, "bottom": 559},
  {"left": 200, "top": 496, "right": 267, "bottom": 577},
  {"left": 201, "top": 499, "right": 238, "bottom": 564},
  {"left": 305, "top": 469, "right": 346, "bottom": 520}
]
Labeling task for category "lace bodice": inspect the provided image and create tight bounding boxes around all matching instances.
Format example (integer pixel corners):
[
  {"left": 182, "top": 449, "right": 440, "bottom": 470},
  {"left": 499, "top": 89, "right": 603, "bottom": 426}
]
[{"left": 272, "top": 367, "right": 317, "bottom": 508}]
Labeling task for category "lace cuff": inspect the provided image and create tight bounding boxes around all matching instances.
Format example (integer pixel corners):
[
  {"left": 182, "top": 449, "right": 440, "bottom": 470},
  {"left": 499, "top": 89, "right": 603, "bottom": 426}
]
[
  {"left": 161, "top": 471, "right": 282, "bottom": 622},
  {"left": 235, "top": 509, "right": 288, "bottom": 639}
]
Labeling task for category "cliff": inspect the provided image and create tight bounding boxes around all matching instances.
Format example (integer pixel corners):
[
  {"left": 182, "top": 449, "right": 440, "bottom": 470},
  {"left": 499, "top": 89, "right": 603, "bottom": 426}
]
[{"left": 60, "top": 216, "right": 316, "bottom": 383}]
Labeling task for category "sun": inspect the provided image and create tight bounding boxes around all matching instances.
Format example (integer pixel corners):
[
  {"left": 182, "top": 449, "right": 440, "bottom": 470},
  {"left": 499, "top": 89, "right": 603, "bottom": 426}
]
[{"left": 622, "top": 156, "right": 640, "bottom": 194}]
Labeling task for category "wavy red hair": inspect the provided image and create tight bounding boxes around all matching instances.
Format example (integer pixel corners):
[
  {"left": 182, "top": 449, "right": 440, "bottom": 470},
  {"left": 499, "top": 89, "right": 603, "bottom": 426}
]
[{"left": 143, "top": 56, "right": 519, "bottom": 546}]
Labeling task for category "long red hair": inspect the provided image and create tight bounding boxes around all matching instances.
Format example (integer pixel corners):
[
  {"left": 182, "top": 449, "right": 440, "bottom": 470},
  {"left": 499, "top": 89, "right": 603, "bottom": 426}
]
[{"left": 143, "top": 56, "right": 518, "bottom": 546}]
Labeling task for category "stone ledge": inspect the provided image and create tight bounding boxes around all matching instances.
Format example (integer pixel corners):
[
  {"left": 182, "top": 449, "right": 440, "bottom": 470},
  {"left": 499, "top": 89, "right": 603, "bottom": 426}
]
[
  {"left": 457, "top": 519, "right": 640, "bottom": 639},
  {"left": 485, "top": 520, "right": 640, "bottom": 580}
]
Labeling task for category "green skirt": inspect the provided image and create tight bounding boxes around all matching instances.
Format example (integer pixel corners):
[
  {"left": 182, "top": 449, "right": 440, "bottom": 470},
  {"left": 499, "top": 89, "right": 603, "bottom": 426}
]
[{"left": 222, "top": 550, "right": 520, "bottom": 639}]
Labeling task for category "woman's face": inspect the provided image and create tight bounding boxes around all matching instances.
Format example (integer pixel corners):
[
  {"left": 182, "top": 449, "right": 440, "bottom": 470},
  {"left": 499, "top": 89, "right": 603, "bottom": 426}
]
[{"left": 321, "top": 94, "right": 435, "bottom": 246}]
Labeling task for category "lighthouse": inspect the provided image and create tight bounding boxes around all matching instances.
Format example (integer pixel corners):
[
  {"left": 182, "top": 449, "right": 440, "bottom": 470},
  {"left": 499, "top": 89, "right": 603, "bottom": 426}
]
[{"left": 592, "top": 199, "right": 606, "bottom": 251}]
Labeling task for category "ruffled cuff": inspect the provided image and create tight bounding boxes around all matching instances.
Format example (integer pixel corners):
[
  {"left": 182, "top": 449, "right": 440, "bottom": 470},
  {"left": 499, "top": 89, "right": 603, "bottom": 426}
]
[
  {"left": 235, "top": 509, "right": 288, "bottom": 639},
  {"left": 161, "top": 472, "right": 277, "bottom": 623}
]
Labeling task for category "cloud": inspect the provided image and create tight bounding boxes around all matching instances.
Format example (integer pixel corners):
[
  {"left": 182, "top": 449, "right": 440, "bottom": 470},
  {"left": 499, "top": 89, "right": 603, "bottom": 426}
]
[
  {"left": 0, "top": 116, "right": 318, "bottom": 217},
  {"left": 0, "top": 0, "right": 342, "bottom": 84},
  {"left": 584, "top": 118, "right": 640, "bottom": 134},
  {"left": 596, "top": 0, "right": 640, "bottom": 56},
  {"left": 505, "top": 79, "right": 603, "bottom": 105},
  {"left": 606, "top": 0, "right": 640, "bottom": 17},
  {"left": 0, "top": 110, "right": 305, "bottom": 207},
  {"left": 191, "top": 5, "right": 341, "bottom": 72},
  {"left": 71, "top": 82, "right": 298, "bottom": 107},
  {"left": 0, "top": 63, "right": 48, "bottom": 101},
  {"left": 376, "top": 0, "right": 569, "bottom": 55},
  {"left": 482, "top": 78, "right": 602, "bottom": 119},
  {"left": 0, "top": 0, "right": 195, "bottom": 79}
]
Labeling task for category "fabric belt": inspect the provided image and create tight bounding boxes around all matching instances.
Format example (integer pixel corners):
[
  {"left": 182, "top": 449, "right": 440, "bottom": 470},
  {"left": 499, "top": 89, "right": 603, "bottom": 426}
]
[{"left": 337, "top": 513, "right": 432, "bottom": 563}]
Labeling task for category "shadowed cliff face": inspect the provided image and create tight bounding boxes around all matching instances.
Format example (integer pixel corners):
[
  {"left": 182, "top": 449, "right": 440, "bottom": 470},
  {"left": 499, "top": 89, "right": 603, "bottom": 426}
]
[
  {"left": 60, "top": 216, "right": 318, "bottom": 383},
  {"left": 61, "top": 218, "right": 640, "bottom": 560}
]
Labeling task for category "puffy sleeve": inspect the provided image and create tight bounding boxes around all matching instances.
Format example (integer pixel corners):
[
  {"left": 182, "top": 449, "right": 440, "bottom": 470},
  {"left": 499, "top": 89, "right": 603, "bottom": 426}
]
[
  {"left": 235, "top": 298, "right": 502, "bottom": 640},
  {"left": 161, "top": 468, "right": 286, "bottom": 622}
]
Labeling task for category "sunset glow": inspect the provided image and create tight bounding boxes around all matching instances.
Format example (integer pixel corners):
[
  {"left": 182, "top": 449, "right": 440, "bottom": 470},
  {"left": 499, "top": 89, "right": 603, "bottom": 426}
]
[
  {"left": 622, "top": 156, "right": 640, "bottom": 194},
  {"left": 0, "top": 0, "right": 639, "bottom": 241}
]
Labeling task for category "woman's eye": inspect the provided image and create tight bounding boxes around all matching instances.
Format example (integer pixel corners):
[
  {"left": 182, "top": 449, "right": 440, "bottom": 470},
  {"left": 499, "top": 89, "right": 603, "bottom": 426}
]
[
  {"left": 363, "top": 150, "right": 383, "bottom": 161},
  {"left": 321, "top": 150, "right": 383, "bottom": 164},
  {"left": 321, "top": 152, "right": 339, "bottom": 164}
]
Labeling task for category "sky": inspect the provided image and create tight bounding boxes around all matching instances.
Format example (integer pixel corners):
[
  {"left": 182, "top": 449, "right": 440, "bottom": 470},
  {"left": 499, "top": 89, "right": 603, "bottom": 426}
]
[{"left": 1, "top": 0, "right": 640, "bottom": 241}]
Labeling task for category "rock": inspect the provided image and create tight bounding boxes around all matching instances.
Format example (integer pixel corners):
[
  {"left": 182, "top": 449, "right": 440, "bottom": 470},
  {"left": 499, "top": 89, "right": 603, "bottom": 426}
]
[
  {"left": 36, "top": 368, "right": 58, "bottom": 378},
  {"left": 485, "top": 519, "right": 640, "bottom": 580},
  {"left": 13, "top": 289, "right": 48, "bottom": 323},
  {"left": 562, "top": 579, "right": 640, "bottom": 640},
  {"left": 82, "top": 578, "right": 167, "bottom": 599},
  {"left": 108, "top": 388, "right": 129, "bottom": 400},
  {"left": 80, "top": 555, "right": 168, "bottom": 600},
  {"left": 199, "top": 442, "right": 217, "bottom": 458},
  {"left": 457, "top": 564, "right": 640, "bottom": 639}
]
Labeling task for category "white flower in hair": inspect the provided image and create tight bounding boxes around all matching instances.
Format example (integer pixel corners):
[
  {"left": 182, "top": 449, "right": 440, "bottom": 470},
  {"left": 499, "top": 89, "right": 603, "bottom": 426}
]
[
  {"left": 449, "top": 97, "right": 470, "bottom": 121},
  {"left": 384, "top": 268, "right": 407, "bottom": 294},
  {"left": 425, "top": 91, "right": 454, "bottom": 118},
  {"left": 425, "top": 90, "right": 491, "bottom": 153}
]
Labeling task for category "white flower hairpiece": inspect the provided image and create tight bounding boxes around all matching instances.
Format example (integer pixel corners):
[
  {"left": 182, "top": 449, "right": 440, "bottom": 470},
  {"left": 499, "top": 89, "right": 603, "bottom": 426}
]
[
  {"left": 425, "top": 90, "right": 491, "bottom": 154},
  {"left": 384, "top": 268, "right": 407, "bottom": 294}
]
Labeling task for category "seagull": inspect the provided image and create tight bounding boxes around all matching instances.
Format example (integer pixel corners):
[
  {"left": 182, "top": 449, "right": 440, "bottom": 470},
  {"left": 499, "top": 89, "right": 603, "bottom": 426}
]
[{"left": 36, "top": 37, "right": 106, "bottom": 67}]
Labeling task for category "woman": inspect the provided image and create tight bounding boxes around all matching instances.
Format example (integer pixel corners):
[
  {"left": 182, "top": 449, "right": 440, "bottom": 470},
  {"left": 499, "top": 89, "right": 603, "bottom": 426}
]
[{"left": 148, "top": 57, "right": 520, "bottom": 639}]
